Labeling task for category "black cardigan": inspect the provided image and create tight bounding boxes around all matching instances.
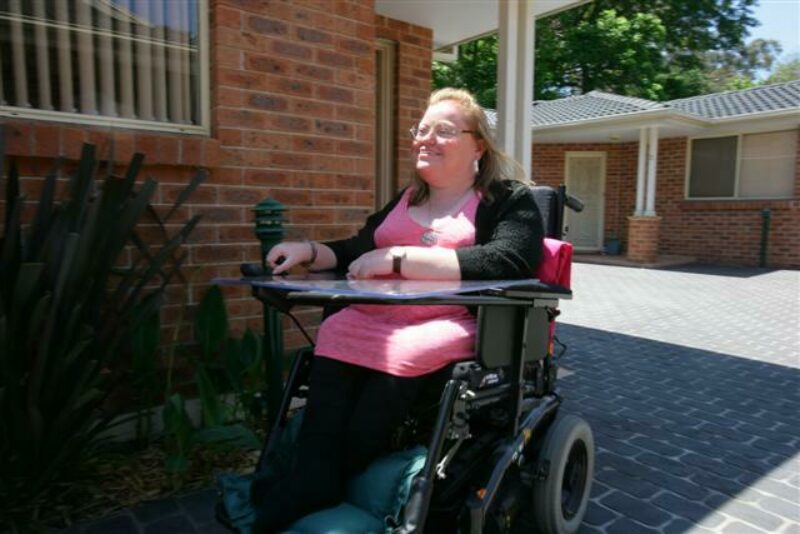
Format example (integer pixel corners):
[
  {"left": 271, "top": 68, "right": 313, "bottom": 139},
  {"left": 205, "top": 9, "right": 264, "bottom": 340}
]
[{"left": 323, "top": 180, "right": 544, "bottom": 280}]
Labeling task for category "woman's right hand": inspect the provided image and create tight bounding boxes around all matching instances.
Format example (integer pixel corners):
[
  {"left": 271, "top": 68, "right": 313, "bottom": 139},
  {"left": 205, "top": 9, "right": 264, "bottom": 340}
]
[{"left": 266, "top": 241, "right": 313, "bottom": 275}]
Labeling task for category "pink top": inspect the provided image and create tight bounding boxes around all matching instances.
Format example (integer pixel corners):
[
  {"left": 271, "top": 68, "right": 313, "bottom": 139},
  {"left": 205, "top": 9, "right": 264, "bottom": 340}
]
[{"left": 314, "top": 188, "right": 480, "bottom": 377}]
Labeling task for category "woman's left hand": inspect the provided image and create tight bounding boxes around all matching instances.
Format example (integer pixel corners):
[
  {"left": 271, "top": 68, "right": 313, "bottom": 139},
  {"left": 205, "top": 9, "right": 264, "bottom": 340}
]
[{"left": 347, "top": 248, "right": 395, "bottom": 279}]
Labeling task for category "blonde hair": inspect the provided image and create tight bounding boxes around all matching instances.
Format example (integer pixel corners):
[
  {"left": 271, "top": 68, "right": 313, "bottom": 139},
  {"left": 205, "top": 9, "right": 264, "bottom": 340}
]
[{"left": 410, "top": 87, "right": 528, "bottom": 206}]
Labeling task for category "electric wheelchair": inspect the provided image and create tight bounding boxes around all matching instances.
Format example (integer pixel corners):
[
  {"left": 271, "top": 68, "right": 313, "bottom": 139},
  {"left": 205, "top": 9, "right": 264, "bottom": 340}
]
[{"left": 215, "top": 185, "right": 592, "bottom": 534}]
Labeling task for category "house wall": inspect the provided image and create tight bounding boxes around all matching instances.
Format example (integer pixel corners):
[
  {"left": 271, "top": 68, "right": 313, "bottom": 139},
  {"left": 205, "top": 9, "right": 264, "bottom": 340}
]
[
  {"left": 1, "top": 0, "right": 434, "bottom": 348},
  {"left": 532, "top": 135, "right": 800, "bottom": 268},
  {"left": 531, "top": 142, "right": 638, "bottom": 243},
  {"left": 657, "top": 136, "right": 800, "bottom": 268}
]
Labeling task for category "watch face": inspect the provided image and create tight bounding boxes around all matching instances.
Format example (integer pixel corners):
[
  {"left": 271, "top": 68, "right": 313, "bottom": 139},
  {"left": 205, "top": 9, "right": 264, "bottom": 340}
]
[{"left": 392, "top": 251, "right": 403, "bottom": 274}]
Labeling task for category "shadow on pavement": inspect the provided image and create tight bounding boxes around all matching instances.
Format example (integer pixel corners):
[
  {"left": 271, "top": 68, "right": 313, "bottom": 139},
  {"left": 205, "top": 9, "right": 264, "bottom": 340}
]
[
  {"left": 554, "top": 324, "right": 800, "bottom": 533},
  {"left": 659, "top": 264, "right": 785, "bottom": 278}
]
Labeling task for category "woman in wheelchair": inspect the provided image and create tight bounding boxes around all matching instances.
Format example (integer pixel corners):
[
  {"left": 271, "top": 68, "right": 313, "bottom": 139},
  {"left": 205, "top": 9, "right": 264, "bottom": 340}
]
[{"left": 256, "top": 88, "right": 544, "bottom": 532}]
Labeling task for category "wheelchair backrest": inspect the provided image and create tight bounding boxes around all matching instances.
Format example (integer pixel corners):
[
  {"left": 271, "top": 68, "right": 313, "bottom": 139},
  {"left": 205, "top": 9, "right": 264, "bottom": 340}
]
[
  {"left": 474, "top": 185, "right": 573, "bottom": 368},
  {"left": 531, "top": 185, "right": 566, "bottom": 240}
]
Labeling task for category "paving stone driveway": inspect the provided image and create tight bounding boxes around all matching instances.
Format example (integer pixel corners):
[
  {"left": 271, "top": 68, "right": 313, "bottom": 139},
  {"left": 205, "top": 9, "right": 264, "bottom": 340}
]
[
  {"left": 557, "top": 263, "right": 800, "bottom": 534},
  {"left": 64, "top": 263, "right": 799, "bottom": 534}
]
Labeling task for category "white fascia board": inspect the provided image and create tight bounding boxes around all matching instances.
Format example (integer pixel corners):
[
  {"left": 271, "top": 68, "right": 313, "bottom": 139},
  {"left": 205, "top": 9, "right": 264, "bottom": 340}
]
[
  {"left": 531, "top": 108, "right": 709, "bottom": 134},
  {"left": 706, "top": 108, "right": 800, "bottom": 124}
]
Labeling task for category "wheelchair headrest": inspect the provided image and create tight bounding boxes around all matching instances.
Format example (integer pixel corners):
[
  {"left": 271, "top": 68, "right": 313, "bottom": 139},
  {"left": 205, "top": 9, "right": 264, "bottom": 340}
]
[{"left": 531, "top": 185, "right": 563, "bottom": 240}]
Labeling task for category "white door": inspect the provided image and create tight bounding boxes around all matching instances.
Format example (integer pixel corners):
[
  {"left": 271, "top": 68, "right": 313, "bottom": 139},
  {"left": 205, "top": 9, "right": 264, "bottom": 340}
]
[{"left": 565, "top": 152, "right": 605, "bottom": 251}]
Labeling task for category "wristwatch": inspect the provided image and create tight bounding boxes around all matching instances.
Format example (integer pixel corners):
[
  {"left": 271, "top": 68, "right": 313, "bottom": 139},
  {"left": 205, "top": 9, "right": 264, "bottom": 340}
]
[{"left": 391, "top": 247, "right": 406, "bottom": 275}]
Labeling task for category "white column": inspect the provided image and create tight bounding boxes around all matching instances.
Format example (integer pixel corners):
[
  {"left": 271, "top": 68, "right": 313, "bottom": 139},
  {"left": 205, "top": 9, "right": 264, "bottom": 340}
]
[
  {"left": 496, "top": 0, "right": 535, "bottom": 180},
  {"left": 515, "top": 0, "right": 534, "bottom": 179},
  {"left": 644, "top": 126, "right": 659, "bottom": 216},
  {"left": 496, "top": 0, "right": 518, "bottom": 158},
  {"left": 635, "top": 127, "right": 648, "bottom": 215}
]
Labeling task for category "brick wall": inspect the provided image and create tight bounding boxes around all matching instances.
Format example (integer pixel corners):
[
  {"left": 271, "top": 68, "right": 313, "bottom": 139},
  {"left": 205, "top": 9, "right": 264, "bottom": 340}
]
[
  {"left": 657, "top": 136, "right": 800, "bottom": 268},
  {"left": 532, "top": 136, "right": 799, "bottom": 267},
  {"left": 531, "top": 142, "right": 638, "bottom": 243},
  {"left": 0, "top": 0, "right": 435, "bottom": 349}
]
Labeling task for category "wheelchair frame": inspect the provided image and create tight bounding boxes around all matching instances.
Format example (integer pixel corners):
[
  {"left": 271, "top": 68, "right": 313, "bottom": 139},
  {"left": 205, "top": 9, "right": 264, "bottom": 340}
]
[{"left": 220, "top": 185, "right": 593, "bottom": 533}]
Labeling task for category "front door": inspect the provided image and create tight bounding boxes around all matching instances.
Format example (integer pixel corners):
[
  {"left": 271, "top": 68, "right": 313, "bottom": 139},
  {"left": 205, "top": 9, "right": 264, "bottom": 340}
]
[{"left": 565, "top": 152, "right": 605, "bottom": 250}]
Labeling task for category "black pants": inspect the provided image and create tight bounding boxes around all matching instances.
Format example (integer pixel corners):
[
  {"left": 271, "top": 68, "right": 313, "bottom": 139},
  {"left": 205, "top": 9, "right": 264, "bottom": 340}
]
[{"left": 251, "top": 356, "right": 434, "bottom": 532}]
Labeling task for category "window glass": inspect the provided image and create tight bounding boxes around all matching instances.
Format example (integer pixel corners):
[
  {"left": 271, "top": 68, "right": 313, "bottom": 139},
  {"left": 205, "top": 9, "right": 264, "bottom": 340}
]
[
  {"left": 738, "top": 130, "right": 797, "bottom": 198},
  {"left": 0, "top": 0, "right": 203, "bottom": 126},
  {"left": 688, "top": 136, "right": 737, "bottom": 198}
]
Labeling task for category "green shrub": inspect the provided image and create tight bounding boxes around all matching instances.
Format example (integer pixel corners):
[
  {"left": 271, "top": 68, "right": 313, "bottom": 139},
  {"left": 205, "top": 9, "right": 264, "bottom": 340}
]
[{"left": 0, "top": 143, "right": 204, "bottom": 507}]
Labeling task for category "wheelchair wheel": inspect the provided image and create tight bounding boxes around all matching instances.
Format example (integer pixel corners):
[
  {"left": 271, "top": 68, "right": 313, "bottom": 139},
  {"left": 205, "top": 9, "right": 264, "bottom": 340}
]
[{"left": 531, "top": 413, "right": 594, "bottom": 534}]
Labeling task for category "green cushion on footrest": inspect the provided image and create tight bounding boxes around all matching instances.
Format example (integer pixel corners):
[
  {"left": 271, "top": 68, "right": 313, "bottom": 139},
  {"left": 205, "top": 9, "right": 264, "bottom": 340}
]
[
  {"left": 286, "top": 445, "right": 427, "bottom": 533},
  {"left": 345, "top": 445, "right": 427, "bottom": 521},
  {"left": 285, "top": 503, "right": 385, "bottom": 533}
]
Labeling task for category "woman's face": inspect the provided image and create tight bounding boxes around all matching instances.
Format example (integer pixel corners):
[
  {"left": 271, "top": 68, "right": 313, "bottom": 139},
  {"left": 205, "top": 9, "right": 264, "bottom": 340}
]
[{"left": 412, "top": 100, "right": 485, "bottom": 188}]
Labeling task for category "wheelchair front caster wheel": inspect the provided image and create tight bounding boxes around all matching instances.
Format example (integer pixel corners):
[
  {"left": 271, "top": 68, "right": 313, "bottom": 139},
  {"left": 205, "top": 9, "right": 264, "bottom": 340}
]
[{"left": 532, "top": 413, "right": 594, "bottom": 534}]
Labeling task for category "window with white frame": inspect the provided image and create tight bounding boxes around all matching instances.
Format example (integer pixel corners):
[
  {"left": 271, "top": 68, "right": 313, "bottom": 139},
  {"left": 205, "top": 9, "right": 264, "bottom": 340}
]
[
  {"left": 688, "top": 130, "right": 797, "bottom": 199},
  {"left": 0, "top": 0, "right": 206, "bottom": 131}
]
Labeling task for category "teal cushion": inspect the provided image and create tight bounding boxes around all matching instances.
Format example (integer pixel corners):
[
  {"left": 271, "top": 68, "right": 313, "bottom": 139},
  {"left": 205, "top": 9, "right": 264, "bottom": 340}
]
[
  {"left": 217, "top": 412, "right": 427, "bottom": 533},
  {"left": 216, "top": 413, "right": 305, "bottom": 533},
  {"left": 345, "top": 445, "right": 427, "bottom": 522},
  {"left": 286, "top": 503, "right": 385, "bottom": 534}
]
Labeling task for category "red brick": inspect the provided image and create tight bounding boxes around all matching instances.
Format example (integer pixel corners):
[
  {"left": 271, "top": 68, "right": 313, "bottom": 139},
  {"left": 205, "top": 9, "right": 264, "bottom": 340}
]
[
  {"left": 270, "top": 188, "right": 313, "bottom": 205},
  {"left": 272, "top": 39, "right": 313, "bottom": 59},
  {"left": 246, "top": 54, "right": 290, "bottom": 75},
  {"left": 5, "top": 122, "right": 33, "bottom": 155},
  {"left": 210, "top": 168, "right": 242, "bottom": 186},
  {"left": 32, "top": 123, "right": 61, "bottom": 157},
  {"left": 219, "top": 186, "right": 269, "bottom": 205},
  {"left": 246, "top": 93, "right": 288, "bottom": 112},
  {"left": 270, "top": 152, "right": 313, "bottom": 170},
  {"left": 246, "top": 15, "right": 288, "bottom": 35},
  {"left": 317, "top": 86, "right": 354, "bottom": 104},
  {"left": 111, "top": 132, "right": 136, "bottom": 164},
  {"left": 216, "top": 5, "right": 242, "bottom": 28},
  {"left": 244, "top": 170, "right": 292, "bottom": 187},
  {"left": 294, "top": 64, "right": 334, "bottom": 82},
  {"left": 296, "top": 26, "right": 333, "bottom": 44},
  {"left": 317, "top": 50, "right": 354, "bottom": 68}
]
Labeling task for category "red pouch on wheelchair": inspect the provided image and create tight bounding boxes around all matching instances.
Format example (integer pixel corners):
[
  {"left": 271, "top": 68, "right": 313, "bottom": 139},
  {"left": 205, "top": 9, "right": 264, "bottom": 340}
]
[
  {"left": 536, "top": 238, "right": 573, "bottom": 289},
  {"left": 535, "top": 238, "right": 573, "bottom": 344}
]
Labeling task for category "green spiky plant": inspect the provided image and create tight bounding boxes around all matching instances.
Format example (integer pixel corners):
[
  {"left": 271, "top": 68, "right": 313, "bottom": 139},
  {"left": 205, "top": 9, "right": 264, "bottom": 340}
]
[{"left": 0, "top": 141, "right": 205, "bottom": 509}]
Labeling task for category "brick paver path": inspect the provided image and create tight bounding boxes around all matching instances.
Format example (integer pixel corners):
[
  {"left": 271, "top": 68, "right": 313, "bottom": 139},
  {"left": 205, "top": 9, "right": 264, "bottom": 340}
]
[
  {"left": 557, "top": 264, "right": 799, "bottom": 534},
  {"left": 63, "top": 264, "right": 799, "bottom": 533}
]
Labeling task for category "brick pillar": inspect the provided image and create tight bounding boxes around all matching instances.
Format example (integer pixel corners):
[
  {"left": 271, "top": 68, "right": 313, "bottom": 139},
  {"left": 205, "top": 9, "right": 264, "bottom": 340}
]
[{"left": 627, "top": 216, "right": 661, "bottom": 263}]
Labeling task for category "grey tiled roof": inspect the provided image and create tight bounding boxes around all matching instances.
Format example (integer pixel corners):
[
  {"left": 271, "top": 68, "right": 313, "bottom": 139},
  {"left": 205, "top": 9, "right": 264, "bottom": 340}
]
[
  {"left": 666, "top": 80, "right": 800, "bottom": 118},
  {"left": 530, "top": 91, "right": 666, "bottom": 125},
  {"left": 485, "top": 80, "right": 800, "bottom": 128}
]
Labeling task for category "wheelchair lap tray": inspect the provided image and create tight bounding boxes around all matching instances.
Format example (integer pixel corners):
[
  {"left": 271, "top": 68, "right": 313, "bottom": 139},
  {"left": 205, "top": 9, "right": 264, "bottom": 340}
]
[{"left": 216, "top": 412, "right": 427, "bottom": 534}]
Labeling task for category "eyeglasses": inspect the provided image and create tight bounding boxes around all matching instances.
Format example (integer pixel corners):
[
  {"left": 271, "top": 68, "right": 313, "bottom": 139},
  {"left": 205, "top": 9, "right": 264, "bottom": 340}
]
[{"left": 409, "top": 122, "right": 476, "bottom": 140}]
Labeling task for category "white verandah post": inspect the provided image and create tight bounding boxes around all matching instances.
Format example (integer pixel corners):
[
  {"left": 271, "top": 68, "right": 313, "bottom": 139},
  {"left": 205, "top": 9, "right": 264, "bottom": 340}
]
[
  {"left": 635, "top": 127, "right": 648, "bottom": 215},
  {"left": 496, "top": 0, "right": 535, "bottom": 181},
  {"left": 644, "top": 126, "right": 659, "bottom": 216}
]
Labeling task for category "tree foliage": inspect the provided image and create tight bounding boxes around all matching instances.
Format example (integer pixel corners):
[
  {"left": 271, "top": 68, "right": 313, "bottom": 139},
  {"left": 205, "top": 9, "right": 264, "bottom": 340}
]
[
  {"left": 433, "top": 0, "right": 767, "bottom": 105},
  {"left": 702, "top": 38, "right": 783, "bottom": 92},
  {"left": 764, "top": 57, "right": 800, "bottom": 84}
]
